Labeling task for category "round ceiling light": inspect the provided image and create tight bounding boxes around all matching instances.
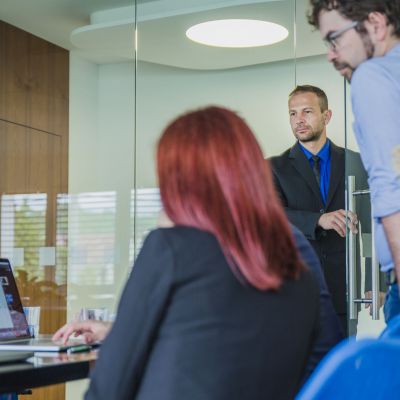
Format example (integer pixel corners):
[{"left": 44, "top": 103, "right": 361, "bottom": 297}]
[{"left": 186, "top": 19, "right": 288, "bottom": 48}]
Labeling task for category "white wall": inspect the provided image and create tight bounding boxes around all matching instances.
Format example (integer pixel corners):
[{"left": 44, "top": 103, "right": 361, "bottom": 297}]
[
  {"left": 136, "top": 55, "right": 357, "bottom": 188},
  {"left": 136, "top": 59, "right": 296, "bottom": 187},
  {"left": 69, "top": 56, "right": 99, "bottom": 192},
  {"left": 69, "top": 58, "right": 135, "bottom": 194}
]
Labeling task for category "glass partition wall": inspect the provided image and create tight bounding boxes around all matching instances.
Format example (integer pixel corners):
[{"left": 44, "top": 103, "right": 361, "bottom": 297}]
[
  {"left": 0, "top": 1, "right": 136, "bottom": 399},
  {"left": 344, "top": 82, "right": 387, "bottom": 337},
  {"left": 135, "top": 0, "right": 297, "bottom": 248},
  {"left": 67, "top": 2, "right": 137, "bottom": 399},
  {"left": 294, "top": 0, "right": 351, "bottom": 334}
]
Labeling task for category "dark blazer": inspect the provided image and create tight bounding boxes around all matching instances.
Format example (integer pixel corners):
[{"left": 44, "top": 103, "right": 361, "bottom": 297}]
[
  {"left": 85, "top": 226, "right": 320, "bottom": 400},
  {"left": 270, "top": 141, "right": 369, "bottom": 316},
  {"left": 291, "top": 224, "right": 343, "bottom": 381}
]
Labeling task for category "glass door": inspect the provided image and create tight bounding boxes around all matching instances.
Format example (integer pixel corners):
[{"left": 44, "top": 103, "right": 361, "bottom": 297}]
[{"left": 345, "top": 81, "right": 387, "bottom": 337}]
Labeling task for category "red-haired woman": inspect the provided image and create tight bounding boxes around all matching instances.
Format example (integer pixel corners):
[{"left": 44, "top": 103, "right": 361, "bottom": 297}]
[{"left": 55, "top": 106, "right": 341, "bottom": 399}]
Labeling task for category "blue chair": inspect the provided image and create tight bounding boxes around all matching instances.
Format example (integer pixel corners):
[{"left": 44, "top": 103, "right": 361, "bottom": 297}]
[
  {"left": 296, "top": 338, "right": 400, "bottom": 400},
  {"left": 379, "top": 313, "right": 400, "bottom": 339}
]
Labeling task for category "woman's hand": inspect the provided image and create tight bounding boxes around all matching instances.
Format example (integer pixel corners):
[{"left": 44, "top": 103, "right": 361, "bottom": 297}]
[{"left": 52, "top": 320, "right": 112, "bottom": 345}]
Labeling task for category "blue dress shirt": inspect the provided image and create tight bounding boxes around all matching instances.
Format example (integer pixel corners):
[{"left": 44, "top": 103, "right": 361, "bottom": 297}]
[
  {"left": 351, "top": 43, "right": 400, "bottom": 272},
  {"left": 298, "top": 140, "right": 331, "bottom": 206}
]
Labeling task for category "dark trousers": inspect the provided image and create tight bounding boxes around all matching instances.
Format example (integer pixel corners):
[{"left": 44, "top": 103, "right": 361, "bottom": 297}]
[
  {"left": 384, "top": 283, "right": 400, "bottom": 322},
  {"left": 338, "top": 314, "right": 348, "bottom": 336}
]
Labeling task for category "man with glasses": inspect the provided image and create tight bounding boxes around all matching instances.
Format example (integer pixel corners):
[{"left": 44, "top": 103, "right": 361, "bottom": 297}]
[{"left": 308, "top": 0, "right": 400, "bottom": 321}]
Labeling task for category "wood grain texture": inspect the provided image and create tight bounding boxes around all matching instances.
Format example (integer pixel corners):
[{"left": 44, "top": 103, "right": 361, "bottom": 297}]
[
  {"left": 0, "top": 20, "right": 69, "bottom": 400},
  {"left": 19, "top": 383, "right": 65, "bottom": 400},
  {"left": 0, "top": 21, "right": 69, "bottom": 137}
]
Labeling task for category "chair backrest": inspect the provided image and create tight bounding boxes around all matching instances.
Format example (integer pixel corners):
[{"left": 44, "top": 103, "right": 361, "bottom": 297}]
[
  {"left": 296, "top": 338, "right": 400, "bottom": 400},
  {"left": 379, "top": 313, "right": 400, "bottom": 339}
]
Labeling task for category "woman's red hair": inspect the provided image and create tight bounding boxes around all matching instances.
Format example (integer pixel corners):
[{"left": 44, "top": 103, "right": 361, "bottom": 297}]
[{"left": 157, "top": 106, "right": 304, "bottom": 290}]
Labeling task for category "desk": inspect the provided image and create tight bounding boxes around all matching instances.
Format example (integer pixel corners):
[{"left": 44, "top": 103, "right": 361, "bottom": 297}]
[{"left": 0, "top": 351, "right": 97, "bottom": 394}]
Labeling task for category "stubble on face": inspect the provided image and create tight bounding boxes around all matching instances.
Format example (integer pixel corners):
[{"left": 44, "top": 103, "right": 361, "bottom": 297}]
[
  {"left": 293, "top": 124, "right": 324, "bottom": 143},
  {"left": 359, "top": 26, "right": 375, "bottom": 59},
  {"left": 289, "top": 94, "right": 326, "bottom": 144},
  {"left": 332, "top": 28, "right": 375, "bottom": 81},
  {"left": 332, "top": 61, "right": 353, "bottom": 80}
]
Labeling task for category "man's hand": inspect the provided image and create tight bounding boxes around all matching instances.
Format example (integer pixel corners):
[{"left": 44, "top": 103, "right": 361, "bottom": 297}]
[
  {"left": 318, "top": 209, "right": 358, "bottom": 237},
  {"left": 364, "top": 291, "right": 386, "bottom": 317}
]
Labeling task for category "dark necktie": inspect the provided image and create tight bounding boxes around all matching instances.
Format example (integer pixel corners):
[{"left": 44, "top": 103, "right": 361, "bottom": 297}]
[{"left": 312, "top": 155, "right": 321, "bottom": 187}]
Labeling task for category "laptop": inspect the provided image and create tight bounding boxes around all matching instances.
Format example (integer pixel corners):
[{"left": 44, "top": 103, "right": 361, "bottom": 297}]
[{"left": 0, "top": 258, "right": 89, "bottom": 352}]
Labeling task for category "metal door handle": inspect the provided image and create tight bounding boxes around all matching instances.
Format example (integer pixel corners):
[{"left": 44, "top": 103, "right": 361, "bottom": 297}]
[
  {"left": 347, "top": 175, "right": 380, "bottom": 320},
  {"left": 371, "top": 204, "right": 380, "bottom": 320},
  {"left": 347, "top": 176, "right": 357, "bottom": 319}
]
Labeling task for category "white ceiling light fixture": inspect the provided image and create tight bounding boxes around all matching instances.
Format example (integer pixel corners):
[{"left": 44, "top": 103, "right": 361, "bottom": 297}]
[{"left": 186, "top": 19, "right": 288, "bottom": 48}]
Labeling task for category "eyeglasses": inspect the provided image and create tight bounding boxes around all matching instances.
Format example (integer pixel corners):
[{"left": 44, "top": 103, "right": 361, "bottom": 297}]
[{"left": 323, "top": 21, "right": 358, "bottom": 50}]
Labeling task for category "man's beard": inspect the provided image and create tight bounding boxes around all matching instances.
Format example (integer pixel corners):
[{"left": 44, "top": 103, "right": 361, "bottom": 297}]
[
  {"left": 334, "top": 31, "right": 375, "bottom": 82},
  {"left": 361, "top": 30, "right": 375, "bottom": 59},
  {"left": 295, "top": 127, "right": 323, "bottom": 143},
  {"left": 333, "top": 61, "right": 354, "bottom": 82}
]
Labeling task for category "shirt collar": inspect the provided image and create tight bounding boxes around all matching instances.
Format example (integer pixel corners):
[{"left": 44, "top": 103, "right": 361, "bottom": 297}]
[{"left": 298, "top": 139, "right": 330, "bottom": 162}]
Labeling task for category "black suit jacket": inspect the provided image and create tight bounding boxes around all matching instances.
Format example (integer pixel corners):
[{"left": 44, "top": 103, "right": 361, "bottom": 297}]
[
  {"left": 85, "top": 227, "right": 320, "bottom": 400},
  {"left": 270, "top": 141, "right": 368, "bottom": 315}
]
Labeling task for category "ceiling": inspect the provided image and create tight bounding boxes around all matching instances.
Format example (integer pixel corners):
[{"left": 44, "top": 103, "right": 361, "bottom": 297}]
[{"left": 0, "top": 0, "right": 326, "bottom": 70}]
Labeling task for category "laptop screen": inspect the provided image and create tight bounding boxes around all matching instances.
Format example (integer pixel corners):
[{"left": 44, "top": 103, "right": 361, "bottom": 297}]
[{"left": 0, "top": 259, "right": 31, "bottom": 340}]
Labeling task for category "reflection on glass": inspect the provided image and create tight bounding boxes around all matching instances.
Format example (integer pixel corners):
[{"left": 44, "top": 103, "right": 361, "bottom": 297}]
[
  {"left": 68, "top": 191, "right": 116, "bottom": 286},
  {"left": 131, "top": 188, "right": 162, "bottom": 260},
  {"left": 56, "top": 194, "right": 69, "bottom": 286},
  {"left": 0, "top": 192, "right": 122, "bottom": 323},
  {"left": 1, "top": 194, "right": 47, "bottom": 281}
]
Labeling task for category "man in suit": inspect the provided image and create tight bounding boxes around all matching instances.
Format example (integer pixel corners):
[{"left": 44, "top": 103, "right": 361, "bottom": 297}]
[{"left": 270, "top": 85, "right": 361, "bottom": 333}]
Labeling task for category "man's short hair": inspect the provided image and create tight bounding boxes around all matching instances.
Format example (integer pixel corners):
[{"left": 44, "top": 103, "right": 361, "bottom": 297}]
[
  {"left": 308, "top": 0, "right": 400, "bottom": 38},
  {"left": 289, "top": 85, "right": 328, "bottom": 112}
]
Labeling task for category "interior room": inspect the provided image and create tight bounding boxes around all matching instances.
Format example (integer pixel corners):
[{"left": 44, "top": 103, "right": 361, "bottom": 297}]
[{"left": 0, "top": 0, "right": 388, "bottom": 398}]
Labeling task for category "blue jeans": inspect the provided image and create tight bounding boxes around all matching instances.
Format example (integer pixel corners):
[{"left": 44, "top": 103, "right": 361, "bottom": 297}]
[
  {"left": 0, "top": 394, "right": 17, "bottom": 400},
  {"left": 384, "top": 283, "right": 400, "bottom": 322}
]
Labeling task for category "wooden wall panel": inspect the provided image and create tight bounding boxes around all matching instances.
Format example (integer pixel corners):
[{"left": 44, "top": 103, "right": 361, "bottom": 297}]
[
  {"left": 27, "top": 130, "right": 61, "bottom": 193},
  {"left": 0, "top": 20, "right": 69, "bottom": 400},
  {"left": 0, "top": 120, "right": 28, "bottom": 192},
  {"left": 0, "top": 21, "right": 69, "bottom": 138},
  {"left": 0, "top": 121, "right": 61, "bottom": 195}
]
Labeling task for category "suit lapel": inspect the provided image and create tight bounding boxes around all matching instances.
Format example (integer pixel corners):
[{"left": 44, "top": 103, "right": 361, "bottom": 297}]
[
  {"left": 289, "top": 143, "right": 323, "bottom": 204},
  {"left": 326, "top": 142, "right": 344, "bottom": 208}
]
